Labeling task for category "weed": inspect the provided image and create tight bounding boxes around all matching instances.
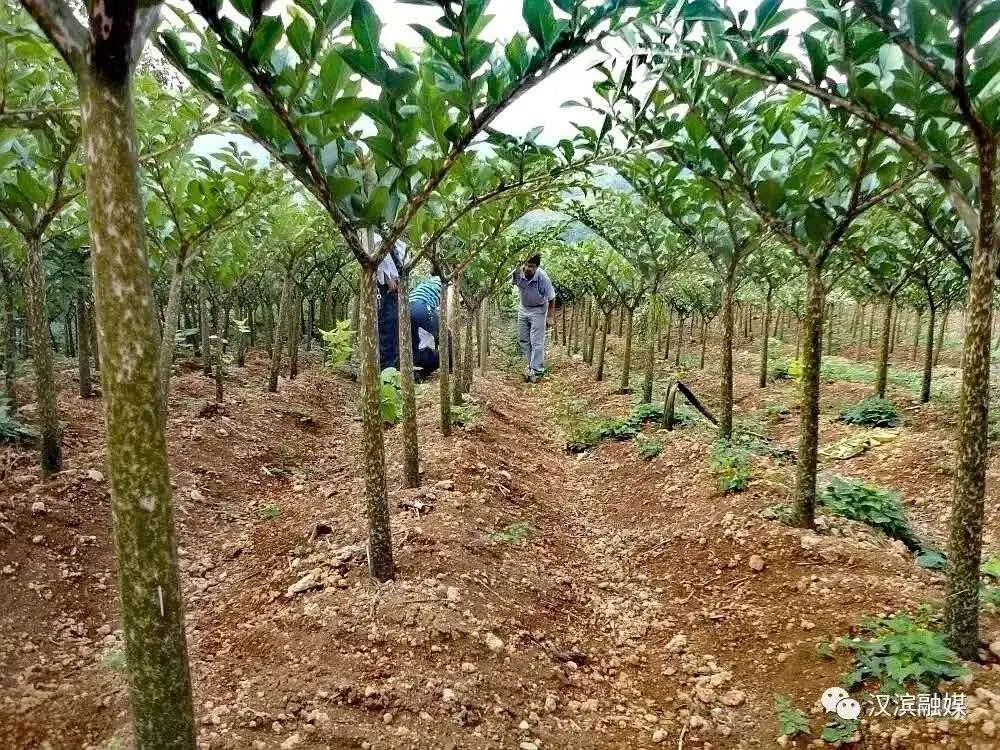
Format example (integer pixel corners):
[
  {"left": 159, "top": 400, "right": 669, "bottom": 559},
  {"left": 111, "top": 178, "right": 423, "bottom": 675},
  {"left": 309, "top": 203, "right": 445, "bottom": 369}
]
[
  {"left": 980, "top": 556, "right": 1000, "bottom": 579},
  {"left": 260, "top": 503, "right": 280, "bottom": 520},
  {"left": 841, "top": 613, "right": 966, "bottom": 694},
  {"left": 773, "top": 694, "right": 810, "bottom": 738},
  {"left": 709, "top": 440, "right": 751, "bottom": 493},
  {"left": 768, "top": 360, "right": 791, "bottom": 382},
  {"left": 816, "top": 640, "right": 835, "bottom": 659},
  {"left": 492, "top": 521, "right": 531, "bottom": 544},
  {"left": 819, "top": 477, "right": 922, "bottom": 551},
  {"left": 765, "top": 402, "right": 790, "bottom": 419},
  {"left": 380, "top": 368, "right": 403, "bottom": 425},
  {"left": 635, "top": 434, "right": 662, "bottom": 460},
  {"left": 915, "top": 547, "right": 947, "bottom": 571},
  {"left": 760, "top": 503, "right": 795, "bottom": 524},
  {"left": 319, "top": 320, "right": 353, "bottom": 370},
  {"left": 839, "top": 396, "right": 901, "bottom": 428},
  {"left": 100, "top": 646, "right": 127, "bottom": 673},
  {"left": 451, "top": 403, "right": 481, "bottom": 428},
  {"left": 565, "top": 401, "right": 676, "bottom": 452},
  {"left": 820, "top": 716, "right": 858, "bottom": 745},
  {"left": 982, "top": 587, "right": 1000, "bottom": 612}
]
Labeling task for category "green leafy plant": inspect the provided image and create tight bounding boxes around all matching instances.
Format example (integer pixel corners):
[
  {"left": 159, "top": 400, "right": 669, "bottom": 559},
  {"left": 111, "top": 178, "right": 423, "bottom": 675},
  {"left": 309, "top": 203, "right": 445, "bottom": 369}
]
[
  {"left": 768, "top": 359, "right": 791, "bottom": 382},
  {"left": 916, "top": 547, "right": 947, "bottom": 571},
  {"left": 709, "top": 440, "right": 750, "bottom": 493},
  {"left": 319, "top": 320, "right": 354, "bottom": 370},
  {"left": 981, "top": 587, "right": 1000, "bottom": 613},
  {"left": 761, "top": 503, "right": 795, "bottom": 524},
  {"left": 260, "top": 503, "right": 280, "bottom": 520},
  {"left": 565, "top": 401, "right": 673, "bottom": 452},
  {"left": 0, "top": 397, "right": 36, "bottom": 443},
  {"left": 980, "top": 556, "right": 1000, "bottom": 579},
  {"left": 773, "top": 694, "right": 810, "bottom": 738},
  {"left": 820, "top": 716, "right": 858, "bottom": 745},
  {"left": 379, "top": 368, "right": 403, "bottom": 425},
  {"left": 841, "top": 613, "right": 967, "bottom": 694},
  {"left": 839, "top": 396, "right": 900, "bottom": 428},
  {"left": 635, "top": 434, "right": 662, "bottom": 460},
  {"left": 100, "top": 646, "right": 127, "bottom": 673},
  {"left": 451, "top": 403, "right": 481, "bottom": 428},
  {"left": 765, "top": 402, "right": 790, "bottom": 419},
  {"left": 819, "top": 477, "right": 922, "bottom": 551},
  {"left": 492, "top": 521, "right": 531, "bottom": 544}
]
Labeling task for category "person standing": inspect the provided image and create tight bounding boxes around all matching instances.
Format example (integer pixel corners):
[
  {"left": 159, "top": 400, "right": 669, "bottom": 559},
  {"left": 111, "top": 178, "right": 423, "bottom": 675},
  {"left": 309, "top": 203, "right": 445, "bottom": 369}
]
[{"left": 512, "top": 253, "right": 556, "bottom": 382}]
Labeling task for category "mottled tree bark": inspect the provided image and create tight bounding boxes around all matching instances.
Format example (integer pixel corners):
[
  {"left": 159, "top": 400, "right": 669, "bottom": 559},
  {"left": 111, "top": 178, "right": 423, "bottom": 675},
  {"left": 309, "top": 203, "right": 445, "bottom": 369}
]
[
  {"left": 77, "top": 289, "right": 93, "bottom": 398},
  {"left": 357, "top": 269, "right": 394, "bottom": 581},
  {"left": 24, "top": 237, "right": 61, "bottom": 475},
  {"left": 663, "top": 308, "right": 672, "bottom": 362},
  {"left": 212, "top": 301, "right": 224, "bottom": 404},
  {"left": 198, "top": 284, "right": 212, "bottom": 376},
  {"left": 619, "top": 306, "right": 634, "bottom": 393},
  {"left": 921, "top": 303, "right": 936, "bottom": 404},
  {"left": 478, "top": 303, "right": 488, "bottom": 372},
  {"left": 944, "top": 141, "right": 997, "bottom": 659},
  {"left": 794, "top": 261, "right": 825, "bottom": 529},
  {"left": 719, "top": 264, "right": 736, "bottom": 439},
  {"left": 759, "top": 290, "right": 773, "bottom": 389},
  {"left": 911, "top": 309, "right": 923, "bottom": 361},
  {"left": 450, "top": 285, "right": 463, "bottom": 406},
  {"left": 699, "top": 320, "right": 707, "bottom": 369},
  {"left": 439, "top": 280, "right": 452, "bottom": 436},
  {"left": 268, "top": 270, "right": 293, "bottom": 393},
  {"left": 936, "top": 305, "right": 949, "bottom": 366},
  {"left": 397, "top": 269, "right": 419, "bottom": 488},
  {"left": 287, "top": 289, "right": 301, "bottom": 380},
  {"left": 157, "top": 256, "right": 186, "bottom": 399},
  {"left": 1, "top": 276, "right": 16, "bottom": 408},
  {"left": 874, "top": 297, "right": 893, "bottom": 398},
  {"left": 641, "top": 307, "right": 658, "bottom": 404},
  {"left": 461, "top": 307, "right": 474, "bottom": 395},
  {"left": 674, "top": 317, "right": 683, "bottom": 367},
  {"left": 80, "top": 68, "right": 196, "bottom": 748},
  {"left": 595, "top": 310, "right": 609, "bottom": 381}
]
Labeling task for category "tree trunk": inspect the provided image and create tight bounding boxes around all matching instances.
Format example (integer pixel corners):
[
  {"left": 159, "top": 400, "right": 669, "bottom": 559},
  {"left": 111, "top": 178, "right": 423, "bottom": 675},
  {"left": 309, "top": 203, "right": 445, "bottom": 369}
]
[
  {"left": 80, "top": 70, "right": 196, "bottom": 748},
  {"left": 641, "top": 307, "right": 658, "bottom": 404},
  {"left": 268, "top": 270, "right": 293, "bottom": 393},
  {"left": 24, "top": 236, "right": 61, "bottom": 475},
  {"left": 451, "top": 282, "right": 463, "bottom": 406},
  {"left": 759, "top": 290, "right": 772, "bottom": 389},
  {"left": 619, "top": 306, "right": 634, "bottom": 392},
  {"left": 944, "top": 141, "right": 997, "bottom": 659},
  {"left": 595, "top": 310, "right": 609, "bottom": 381},
  {"left": 479, "top": 302, "right": 489, "bottom": 372},
  {"left": 674, "top": 317, "right": 683, "bottom": 367},
  {"left": 663, "top": 308, "right": 673, "bottom": 362},
  {"left": 719, "top": 265, "right": 736, "bottom": 439},
  {"left": 912, "top": 310, "right": 923, "bottom": 361},
  {"left": 868, "top": 304, "right": 876, "bottom": 346},
  {"left": 825, "top": 303, "right": 834, "bottom": 356},
  {"left": 439, "top": 280, "right": 453, "bottom": 436},
  {"left": 212, "top": 302, "right": 224, "bottom": 404},
  {"left": 567, "top": 303, "right": 576, "bottom": 353},
  {"left": 617, "top": 307, "right": 624, "bottom": 336},
  {"left": 305, "top": 297, "right": 315, "bottom": 352},
  {"left": 287, "top": 290, "right": 301, "bottom": 380},
  {"left": 699, "top": 320, "right": 707, "bottom": 369},
  {"left": 1, "top": 275, "right": 16, "bottom": 408},
  {"left": 793, "top": 261, "right": 825, "bottom": 529},
  {"left": 461, "top": 307, "right": 474, "bottom": 396},
  {"left": 587, "top": 304, "right": 598, "bottom": 366},
  {"left": 157, "top": 257, "right": 186, "bottom": 399},
  {"left": 397, "top": 268, "right": 419, "bottom": 489},
  {"left": 874, "top": 297, "right": 893, "bottom": 398},
  {"left": 561, "top": 303, "right": 567, "bottom": 347},
  {"left": 199, "top": 284, "right": 212, "bottom": 376},
  {"left": 77, "top": 289, "right": 93, "bottom": 398},
  {"left": 65, "top": 306, "right": 75, "bottom": 357},
  {"left": 936, "top": 305, "right": 950, "bottom": 366},
  {"left": 921, "top": 303, "right": 936, "bottom": 404},
  {"left": 357, "top": 266, "right": 394, "bottom": 582}
]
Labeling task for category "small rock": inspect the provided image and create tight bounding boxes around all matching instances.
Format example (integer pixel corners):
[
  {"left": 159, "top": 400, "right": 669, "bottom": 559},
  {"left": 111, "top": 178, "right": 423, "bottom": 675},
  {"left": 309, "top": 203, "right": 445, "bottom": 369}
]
[
  {"left": 383, "top": 712, "right": 393, "bottom": 724},
  {"left": 666, "top": 634, "right": 688, "bottom": 653},
  {"left": 280, "top": 734, "right": 301, "bottom": 749},
  {"left": 460, "top": 662, "right": 476, "bottom": 673},
  {"left": 31, "top": 535, "right": 43, "bottom": 544},
  {"left": 983, "top": 720, "right": 996, "bottom": 737},
  {"left": 519, "top": 720, "right": 530, "bottom": 731},
  {"left": 748, "top": 555, "right": 766, "bottom": 572},
  {"left": 446, "top": 586, "right": 461, "bottom": 602},
  {"left": 544, "top": 695, "right": 557, "bottom": 712},
  {"left": 442, "top": 688, "right": 456, "bottom": 703},
  {"left": 519, "top": 743, "right": 538, "bottom": 750},
  {"left": 86, "top": 469, "right": 104, "bottom": 482},
  {"left": 189, "top": 489, "right": 205, "bottom": 502},
  {"left": 30, "top": 501, "right": 46, "bottom": 514},
  {"left": 989, "top": 640, "right": 1000, "bottom": 660},
  {"left": 484, "top": 632, "right": 504, "bottom": 653},
  {"left": 652, "top": 728, "right": 668, "bottom": 743},
  {"left": 800, "top": 534, "right": 821, "bottom": 551},
  {"left": 720, "top": 689, "right": 746, "bottom": 707},
  {"left": 286, "top": 573, "right": 322, "bottom": 597},
  {"left": 435, "top": 479, "right": 455, "bottom": 491}
]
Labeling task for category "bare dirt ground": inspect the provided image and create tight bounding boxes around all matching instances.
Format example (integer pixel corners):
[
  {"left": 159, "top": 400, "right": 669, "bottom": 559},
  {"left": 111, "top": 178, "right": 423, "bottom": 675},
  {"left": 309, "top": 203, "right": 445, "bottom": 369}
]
[{"left": 4, "top": 329, "right": 1000, "bottom": 750}]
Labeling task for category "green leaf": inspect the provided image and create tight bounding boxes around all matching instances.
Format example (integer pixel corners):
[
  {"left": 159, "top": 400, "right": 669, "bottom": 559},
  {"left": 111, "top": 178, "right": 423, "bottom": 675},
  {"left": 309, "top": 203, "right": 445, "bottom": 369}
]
[
  {"left": 248, "top": 16, "right": 283, "bottom": 63},
  {"left": 15, "top": 170, "right": 47, "bottom": 205},
  {"left": 329, "top": 176, "right": 359, "bottom": 200},
  {"left": 351, "top": 0, "right": 381, "bottom": 55},
  {"left": 754, "top": 0, "right": 781, "bottom": 31},
  {"left": 287, "top": 15, "right": 312, "bottom": 61},
  {"left": 682, "top": 0, "right": 729, "bottom": 23},
  {"left": 967, "top": 4, "right": 1000, "bottom": 46},
  {"left": 523, "top": 0, "right": 558, "bottom": 49},
  {"left": 802, "top": 33, "right": 828, "bottom": 83},
  {"left": 757, "top": 178, "right": 783, "bottom": 211},
  {"left": 339, "top": 46, "right": 386, "bottom": 85}
]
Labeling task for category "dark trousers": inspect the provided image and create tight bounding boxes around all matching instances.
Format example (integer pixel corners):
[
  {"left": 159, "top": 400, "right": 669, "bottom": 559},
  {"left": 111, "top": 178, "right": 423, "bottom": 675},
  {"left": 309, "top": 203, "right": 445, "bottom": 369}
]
[{"left": 377, "top": 286, "right": 399, "bottom": 371}]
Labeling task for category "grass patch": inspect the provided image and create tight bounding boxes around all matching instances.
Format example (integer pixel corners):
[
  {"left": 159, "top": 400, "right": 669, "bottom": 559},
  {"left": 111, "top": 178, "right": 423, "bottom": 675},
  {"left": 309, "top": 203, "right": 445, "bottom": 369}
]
[
  {"left": 760, "top": 503, "right": 796, "bottom": 524},
  {"left": 260, "top": 503, "right": 281, "bottom": 520},
  {"left": 819, "top": 477, "right": 922, "bottom": 551},
  {"left": 451, "top": 403, "right": 481, "bottom": 427},
  {"left": 565, "top": 400, "right": 680, "bottom": 452},
  {"left": 841, "top": 611, "right": 966, "bottom": 694},
  {"left": 839, "top": 396, "right": 900, "bottom": 427},
  {"left": 773, "top": 694, "right": 810, "bottom": 738},
  {"left": 709, "top": 440, "right": 751, "bottom": 493},
  {"left": 492, "top": 521, "right": 531, "bottom": 544}
]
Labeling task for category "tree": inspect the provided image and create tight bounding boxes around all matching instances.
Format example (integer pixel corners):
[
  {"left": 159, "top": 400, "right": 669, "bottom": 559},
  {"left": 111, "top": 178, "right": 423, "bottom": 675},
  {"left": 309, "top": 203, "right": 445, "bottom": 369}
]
[
  {"left": 18, "top": 0, "right": 198, "bottom": 745},
  {"left": 745, "top": 239, "right": 797, "bottom": 387},
  {"left": 678, "top": 0, "right": 999, "bottom": 657},
  {"left": 162, "top": 0, "right": 663, "bottom": 582}
]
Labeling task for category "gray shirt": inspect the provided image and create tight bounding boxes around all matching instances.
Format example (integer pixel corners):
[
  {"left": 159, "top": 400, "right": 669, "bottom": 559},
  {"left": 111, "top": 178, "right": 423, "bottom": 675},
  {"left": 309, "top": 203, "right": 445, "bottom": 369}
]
[{"left": 512, "top": 267, "right": 556, "bottom": 308}]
